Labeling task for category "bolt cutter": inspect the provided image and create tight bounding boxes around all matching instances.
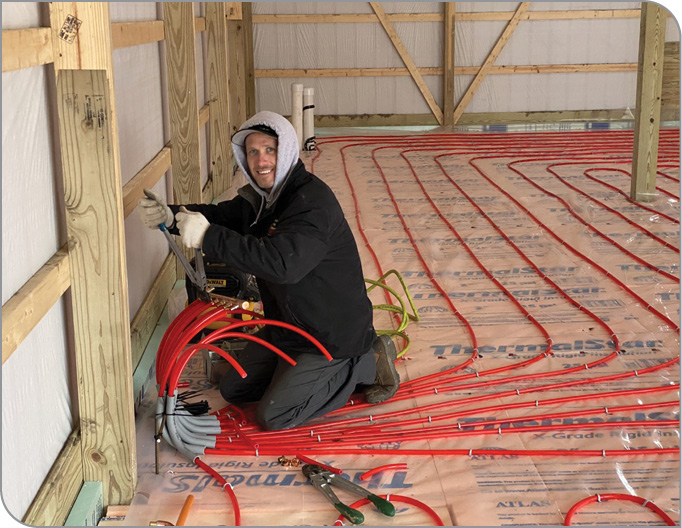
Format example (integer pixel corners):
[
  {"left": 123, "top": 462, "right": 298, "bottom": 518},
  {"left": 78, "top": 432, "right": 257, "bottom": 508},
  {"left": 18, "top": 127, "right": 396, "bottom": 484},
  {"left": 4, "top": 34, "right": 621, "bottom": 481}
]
[{"left": 302, "top": 464, "right": 395, "bottom": 524}]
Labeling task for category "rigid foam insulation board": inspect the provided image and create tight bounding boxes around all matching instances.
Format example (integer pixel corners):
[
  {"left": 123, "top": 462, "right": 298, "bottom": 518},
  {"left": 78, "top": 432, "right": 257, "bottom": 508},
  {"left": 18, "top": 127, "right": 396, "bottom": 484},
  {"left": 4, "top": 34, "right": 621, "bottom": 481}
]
[{"left": 65, "top": 482, "right": 103, "bottom": 527}]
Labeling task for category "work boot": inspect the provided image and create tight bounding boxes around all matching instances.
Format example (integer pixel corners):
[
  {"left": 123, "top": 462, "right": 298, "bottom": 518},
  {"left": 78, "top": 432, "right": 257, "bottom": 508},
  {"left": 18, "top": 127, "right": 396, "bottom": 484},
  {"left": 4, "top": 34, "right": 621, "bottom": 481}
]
[{"left": 363, "top": 335, "right": 400, "bottom": 404}]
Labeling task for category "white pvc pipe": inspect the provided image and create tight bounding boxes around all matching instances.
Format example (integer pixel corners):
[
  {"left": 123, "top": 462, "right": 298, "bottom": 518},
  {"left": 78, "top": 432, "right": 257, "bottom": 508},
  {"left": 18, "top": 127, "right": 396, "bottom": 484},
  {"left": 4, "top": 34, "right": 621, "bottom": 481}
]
[
  {"left": 291, "top": 83, "right": 303, "bottom": 150},
  {"left": 302, "top": 87, "right": 316, "bottom": 151}
]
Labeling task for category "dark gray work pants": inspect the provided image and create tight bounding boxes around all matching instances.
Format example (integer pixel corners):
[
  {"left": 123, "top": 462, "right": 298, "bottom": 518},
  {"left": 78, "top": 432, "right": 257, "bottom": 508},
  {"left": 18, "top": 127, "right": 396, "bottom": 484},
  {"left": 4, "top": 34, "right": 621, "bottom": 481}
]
[{"left": 219, "top": 328, "right": 376, "bottom": 430}]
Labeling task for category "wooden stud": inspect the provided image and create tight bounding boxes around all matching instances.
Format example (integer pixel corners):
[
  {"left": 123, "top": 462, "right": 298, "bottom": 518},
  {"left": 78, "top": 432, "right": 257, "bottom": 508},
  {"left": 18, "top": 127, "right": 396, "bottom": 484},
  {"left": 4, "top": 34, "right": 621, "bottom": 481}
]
[
  {"left": 254, "top": 13, "right": 442, "bottom": 24},
  {"left": 479, "top": 63, "right": 637, "bottom": 74},
  {"left": 111, "top": 20, "right": 164, "bottom": 49},
  {"left": 631, "top": 2, "right": 666, "bottom": 202},
  {"left": 369, "top": 2, "right": 443, "bottom": 125},
  {"left": 227, "top": 10, "right": 248, "bottom": 134},
  {"left": 251, "top": 9, "right": 643, "bottom": 24},
  {"left": 56, "top": 69, "right": 136, "bottom": 507},
  {"left": 243, "top": 3, "right": 256, "bottom": 117},
  {"left": 23, "top": 429, "right": 83, "bottom": 526},
  {"left": 257, "top": 67, "right": 443, "bottom": 78},
  {"left": 206, "top": 2, "right": 233, "bottom": 198},
  {"left": 163, "top": 2, "right": 202, "bottom": 206},
  {"left": 2, "top": 27, "right": 52, "bottom": 72},
  {"left": 256, "top": 63, "right": 637, "bottom": 78},
  {"left": 2, "top": 246, "right": 70, "bottom": 364},
  {"left": 455, "top": 9, "right": 641, "bottom": 22},
  {"left": 226, "top": 3, "right": 243, "bottom": 20},
  {"left": 49, "top": 2, "right": 135, "bottom": 507},
  {"left": 50, "top": 2, "right": 122, "bottom": 203},
  {"left": 453, "top": 2, "right": 530, "bottom": 125},
  {"left": 163, "top": 2, "right": 202, "bottom": 279},
  {"left": 443, "top": 3, "right": 456, "bottom": 126}
]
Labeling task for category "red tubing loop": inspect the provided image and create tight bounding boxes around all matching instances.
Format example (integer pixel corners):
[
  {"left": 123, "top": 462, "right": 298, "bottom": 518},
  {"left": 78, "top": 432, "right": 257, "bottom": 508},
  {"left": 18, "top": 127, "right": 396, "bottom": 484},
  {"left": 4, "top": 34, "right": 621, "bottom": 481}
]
[
  {"left": 582, "top": 168, "right": 680, "bottom": 225},
  {"left": 504, "top": 155, "right": 680, "bottom": 281},
  {"left": 157, "top": 316, "right": 333, "bottom": 397},
  {"left": 340, "top": 138, "right": 676, "bottom": 317},
  {"left": 312, "top": 132, "right": 644, "bottom": 330},
  {"left": 563, "top": 493, "right": 676, "bottom": 526},
  {"left": 327, "top": 139, "right": 611, "bottom": 385},
  {"left": 327, "top": 143, "right": 644, "bottom": 412},
  {"left": 542, "top": 161, "right": 679, "bottom": 252},
  {"left": 313, "top": 132, "right": 679, "bottom": 340},
  {"left": 154, "top": 307, "right": 337, "bottom": 523},
  {"left": 399, "top": 147, "right": 640, "bottom": 392},
  {"left": 212, "top": 137, "right": 677, "bottom": 446},
  {"left": 321, "top": 133, "right": 677, "bottom": 359},
  {"left": 318, "top": 136, "right": 675, "bottom": 402},
  {"left": 193, "top": 458, "right": 241, "bottom": 526},
  {"left": 463, "top": 153, "right": 679, "bottom": 330}
]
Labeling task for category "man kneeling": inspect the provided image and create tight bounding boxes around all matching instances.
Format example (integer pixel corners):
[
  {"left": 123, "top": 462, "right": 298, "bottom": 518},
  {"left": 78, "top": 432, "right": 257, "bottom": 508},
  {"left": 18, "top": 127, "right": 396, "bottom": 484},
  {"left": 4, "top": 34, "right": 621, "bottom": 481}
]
[{"left": 139, "top": 111, "right": 400, "bottom": 430}]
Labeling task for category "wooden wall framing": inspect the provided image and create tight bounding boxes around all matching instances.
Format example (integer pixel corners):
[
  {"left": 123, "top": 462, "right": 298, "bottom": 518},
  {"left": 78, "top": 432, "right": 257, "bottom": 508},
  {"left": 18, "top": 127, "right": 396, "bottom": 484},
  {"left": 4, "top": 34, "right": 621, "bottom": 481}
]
[
  {"left": 2, "top": 3, "right": 246, "bottom": 525},
  {"left": 249, "top": 3, "right": 678, "bottom": 127}
]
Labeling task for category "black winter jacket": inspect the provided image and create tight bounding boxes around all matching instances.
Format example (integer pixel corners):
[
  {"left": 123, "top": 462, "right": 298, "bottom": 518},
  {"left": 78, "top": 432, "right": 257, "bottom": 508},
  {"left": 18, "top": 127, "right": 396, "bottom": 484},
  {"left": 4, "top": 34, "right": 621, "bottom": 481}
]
[{"left": 171, "top": 160, "right": 376, "bottom": 359}]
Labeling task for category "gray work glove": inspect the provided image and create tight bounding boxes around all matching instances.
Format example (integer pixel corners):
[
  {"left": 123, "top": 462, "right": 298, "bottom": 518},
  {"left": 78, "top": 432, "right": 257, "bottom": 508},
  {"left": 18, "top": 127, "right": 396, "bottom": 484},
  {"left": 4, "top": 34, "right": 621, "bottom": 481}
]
[
  {"left": 176, "top": 206, "right": 210, "bottom": 249},
  {"left": 138, "top": 188, "right": 174, "bottom": 229}
]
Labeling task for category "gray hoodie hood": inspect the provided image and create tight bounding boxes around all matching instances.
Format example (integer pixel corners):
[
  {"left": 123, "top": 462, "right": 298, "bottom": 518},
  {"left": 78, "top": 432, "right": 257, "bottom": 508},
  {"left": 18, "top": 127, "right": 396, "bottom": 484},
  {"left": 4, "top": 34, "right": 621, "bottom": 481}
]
[{"left": 231, "top": 111, "right": 300, "bottom": 219}]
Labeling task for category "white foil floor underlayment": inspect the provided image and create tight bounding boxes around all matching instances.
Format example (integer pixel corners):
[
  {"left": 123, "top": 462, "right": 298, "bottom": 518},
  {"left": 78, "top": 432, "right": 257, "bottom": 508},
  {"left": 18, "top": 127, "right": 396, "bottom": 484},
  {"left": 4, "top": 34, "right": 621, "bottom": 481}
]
[{"left": 106, "top": 127, "right": 679, "bottom": 526}]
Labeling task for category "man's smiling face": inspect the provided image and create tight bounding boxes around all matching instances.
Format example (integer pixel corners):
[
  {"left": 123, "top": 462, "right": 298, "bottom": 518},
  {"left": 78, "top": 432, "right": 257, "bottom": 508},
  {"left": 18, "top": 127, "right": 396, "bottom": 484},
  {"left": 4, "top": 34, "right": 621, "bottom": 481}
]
[{"left": 245, "top": 132, "right": 278, "bottom": 192}]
